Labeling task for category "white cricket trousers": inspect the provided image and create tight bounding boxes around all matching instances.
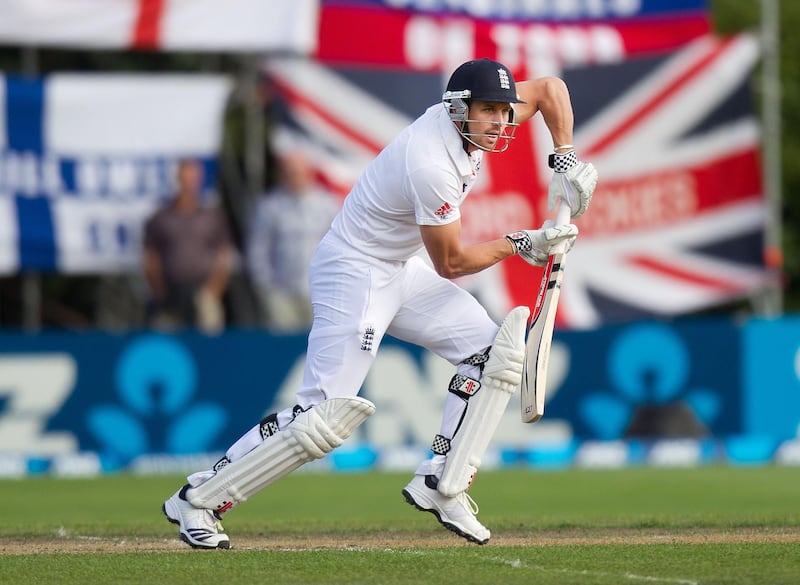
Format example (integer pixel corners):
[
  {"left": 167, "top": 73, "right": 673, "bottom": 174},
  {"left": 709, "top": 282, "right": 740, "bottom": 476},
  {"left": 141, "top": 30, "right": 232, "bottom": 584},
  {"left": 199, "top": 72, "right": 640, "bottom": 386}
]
[
  {"left": 278, "top": 232, "right": 499, "bottom": 426},
  {"left": 187, "top": 232, "right": 502, "bottom": 487}
]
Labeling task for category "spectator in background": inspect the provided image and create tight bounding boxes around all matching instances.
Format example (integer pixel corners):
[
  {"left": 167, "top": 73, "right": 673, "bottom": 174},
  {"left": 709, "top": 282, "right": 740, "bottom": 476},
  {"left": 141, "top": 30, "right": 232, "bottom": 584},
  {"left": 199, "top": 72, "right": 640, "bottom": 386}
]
[
  {"left": 143, "top": 158, "right": 234, "bottom": 334},
  {"left": 246, "top": 149, "right": 340, "bottom": 332}
]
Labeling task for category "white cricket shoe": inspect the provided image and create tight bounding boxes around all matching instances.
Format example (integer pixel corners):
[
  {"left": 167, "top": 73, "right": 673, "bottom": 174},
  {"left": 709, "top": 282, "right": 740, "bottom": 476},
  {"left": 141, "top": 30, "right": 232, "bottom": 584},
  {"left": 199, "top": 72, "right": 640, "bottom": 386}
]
[
  {"left": 163, "top": 485, "right": 231, "bottom": 549},
  {"left": 401, "top": 474, "right": 490, "bottom": 545}
]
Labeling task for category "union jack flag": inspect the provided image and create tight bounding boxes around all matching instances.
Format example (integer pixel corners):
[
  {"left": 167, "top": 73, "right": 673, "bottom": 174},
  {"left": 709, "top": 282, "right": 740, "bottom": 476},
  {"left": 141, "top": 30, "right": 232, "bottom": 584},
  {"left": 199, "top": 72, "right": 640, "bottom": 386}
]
[
  {"left": 562, "top": 34, "right": 768, "bottom": 327},
  {"left": 264, "top": 34, "right": 768, "bottom": 328}
]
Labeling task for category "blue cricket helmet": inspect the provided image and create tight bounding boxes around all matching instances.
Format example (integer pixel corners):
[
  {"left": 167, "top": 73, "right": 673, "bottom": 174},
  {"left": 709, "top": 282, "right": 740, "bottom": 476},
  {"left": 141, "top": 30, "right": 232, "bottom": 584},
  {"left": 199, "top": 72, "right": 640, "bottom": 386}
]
[
  {"left": 442, "top": 59, "right": 524, "bottom": 153},
  {"left": 443, "top": 58, "right": 525, "bottom": 104}
]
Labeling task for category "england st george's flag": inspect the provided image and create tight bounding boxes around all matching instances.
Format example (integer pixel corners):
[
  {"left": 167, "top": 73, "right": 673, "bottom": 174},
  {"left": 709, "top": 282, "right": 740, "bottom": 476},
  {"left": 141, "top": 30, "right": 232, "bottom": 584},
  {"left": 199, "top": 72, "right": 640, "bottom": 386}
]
[{"left": 264, "top": 34, "right": 768, "bottom": 328}]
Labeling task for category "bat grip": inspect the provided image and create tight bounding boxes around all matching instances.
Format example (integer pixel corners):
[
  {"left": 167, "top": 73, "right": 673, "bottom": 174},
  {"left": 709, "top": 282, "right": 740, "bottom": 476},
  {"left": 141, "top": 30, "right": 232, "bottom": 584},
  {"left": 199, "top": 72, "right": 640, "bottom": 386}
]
[
  {"left": 549, "top": 199, "right": 573, "bottom": 255},
  {"left": 555, "top": 199, "right": 571, "bottom": 227}
]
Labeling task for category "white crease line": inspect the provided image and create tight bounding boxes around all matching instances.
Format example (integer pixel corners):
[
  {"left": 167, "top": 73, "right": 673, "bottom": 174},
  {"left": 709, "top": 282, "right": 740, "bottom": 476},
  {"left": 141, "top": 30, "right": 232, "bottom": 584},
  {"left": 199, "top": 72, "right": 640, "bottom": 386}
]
[
  {"left": 230, "top": 546, "right": 701, "bottom": 585},
  {"left": 360, "top": 548, "right": 700, "bottom": 584},
  {"left": 497, "top": 557, "right": 699, "bottom": 585}
]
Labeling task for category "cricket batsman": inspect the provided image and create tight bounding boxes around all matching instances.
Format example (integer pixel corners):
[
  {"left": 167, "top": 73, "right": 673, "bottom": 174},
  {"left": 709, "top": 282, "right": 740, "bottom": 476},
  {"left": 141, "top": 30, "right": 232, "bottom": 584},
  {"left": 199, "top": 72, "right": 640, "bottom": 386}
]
[{"left": 163, "top": 58, "right": 597, "bottom": 548}]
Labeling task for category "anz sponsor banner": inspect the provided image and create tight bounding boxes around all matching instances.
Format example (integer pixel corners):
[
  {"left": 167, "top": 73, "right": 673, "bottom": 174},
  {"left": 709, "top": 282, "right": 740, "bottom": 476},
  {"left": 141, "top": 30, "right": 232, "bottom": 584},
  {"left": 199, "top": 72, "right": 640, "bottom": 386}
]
[
  {"left": 0, "top": 73, "right": 232, "bottom": 274},
  {"left": 267, "top": 34, "right": 768, "bottom": 327},
  {"left": 0, "top": 319, "right": 799, "bottom": 476},
  {"left": 317, "top": 0, "right": 711, "bottom": 75}
]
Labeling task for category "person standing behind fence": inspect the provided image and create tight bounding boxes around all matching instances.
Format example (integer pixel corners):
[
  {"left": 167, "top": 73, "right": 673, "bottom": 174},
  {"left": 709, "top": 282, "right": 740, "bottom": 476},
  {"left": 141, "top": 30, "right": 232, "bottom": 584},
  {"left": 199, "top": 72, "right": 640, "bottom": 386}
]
[
  {"left": 245, "top": 150, "right": 340, "bottom": 332},
  {"left": 143, "top": 158, "right": 234, "bottom": 334}
]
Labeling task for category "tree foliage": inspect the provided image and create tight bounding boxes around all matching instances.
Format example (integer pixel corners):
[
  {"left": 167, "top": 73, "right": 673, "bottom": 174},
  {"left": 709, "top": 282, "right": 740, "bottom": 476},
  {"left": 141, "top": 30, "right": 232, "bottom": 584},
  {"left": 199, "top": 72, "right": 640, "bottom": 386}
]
[{"left": 713, "top": 0, "right": 800, "bottom": 310}]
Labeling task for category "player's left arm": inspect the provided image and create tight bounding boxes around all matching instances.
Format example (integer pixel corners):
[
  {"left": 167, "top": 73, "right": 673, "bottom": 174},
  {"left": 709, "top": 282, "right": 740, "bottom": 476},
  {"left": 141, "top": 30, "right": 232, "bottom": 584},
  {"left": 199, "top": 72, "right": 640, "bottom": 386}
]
[
  {"left": 514, "top": 78, "right": 574, "bottom": 149},
  {"left": 513, "top": 78, "right": 598, "bottom": 218}
]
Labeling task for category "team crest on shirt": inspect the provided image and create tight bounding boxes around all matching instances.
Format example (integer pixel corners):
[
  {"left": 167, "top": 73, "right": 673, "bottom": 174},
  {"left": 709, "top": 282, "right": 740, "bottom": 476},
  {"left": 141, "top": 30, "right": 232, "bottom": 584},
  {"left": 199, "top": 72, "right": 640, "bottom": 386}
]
[{"left": 434, "top": 202, "right": 454, "bottom": 220}]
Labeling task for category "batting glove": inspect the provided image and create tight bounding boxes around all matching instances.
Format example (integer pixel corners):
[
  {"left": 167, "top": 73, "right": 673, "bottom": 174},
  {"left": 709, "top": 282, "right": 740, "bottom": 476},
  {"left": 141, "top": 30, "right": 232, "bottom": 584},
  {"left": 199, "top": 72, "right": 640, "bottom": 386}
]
[
  {"left": 505, "top": 221, "right": 578, "bottom": 267},
  {"left": 547, "top": 149, "right": 598, "bottom": 218}
]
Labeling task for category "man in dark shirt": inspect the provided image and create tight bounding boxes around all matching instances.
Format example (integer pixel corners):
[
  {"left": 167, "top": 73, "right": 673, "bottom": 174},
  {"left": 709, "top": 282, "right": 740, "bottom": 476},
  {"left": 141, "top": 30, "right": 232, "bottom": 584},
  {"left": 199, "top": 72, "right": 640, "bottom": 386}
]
[{"left": 143, "top": 159, "right": 233, "bottom": 333}]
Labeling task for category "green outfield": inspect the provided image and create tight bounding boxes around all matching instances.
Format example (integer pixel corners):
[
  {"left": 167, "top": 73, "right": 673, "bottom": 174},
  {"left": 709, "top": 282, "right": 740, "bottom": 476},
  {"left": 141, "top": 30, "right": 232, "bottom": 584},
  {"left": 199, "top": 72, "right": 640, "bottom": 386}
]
[{"left": 1, "top": 466, "right": 798, "bottom": 584}]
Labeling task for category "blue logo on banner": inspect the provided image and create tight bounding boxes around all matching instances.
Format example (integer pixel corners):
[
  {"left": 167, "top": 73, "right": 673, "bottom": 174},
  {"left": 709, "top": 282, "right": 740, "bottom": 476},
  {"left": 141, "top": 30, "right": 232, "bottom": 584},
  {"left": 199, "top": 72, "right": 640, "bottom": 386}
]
[
  {"left": 86, "top": 334, "right": 227, "bottom": 470},
  {"left": 579, "top": 323, "right": 720, "bottom": 439}
]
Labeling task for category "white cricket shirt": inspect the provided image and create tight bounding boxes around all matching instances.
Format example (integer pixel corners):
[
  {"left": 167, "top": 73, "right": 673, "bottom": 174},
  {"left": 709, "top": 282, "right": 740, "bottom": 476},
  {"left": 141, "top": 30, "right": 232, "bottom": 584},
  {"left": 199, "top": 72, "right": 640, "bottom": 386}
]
[{"left": 330, "top": 103, "right": 483, "bottom": 261}]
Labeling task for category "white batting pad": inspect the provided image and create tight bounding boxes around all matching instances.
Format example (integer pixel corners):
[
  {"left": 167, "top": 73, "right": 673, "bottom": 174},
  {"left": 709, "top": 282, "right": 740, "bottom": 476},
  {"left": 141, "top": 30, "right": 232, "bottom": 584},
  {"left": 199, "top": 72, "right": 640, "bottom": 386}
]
[
  {"left": 187, "top": 396, "right": 375, "bottom": 513},
  {"left": 438, "top": 306, "right": 529, "bottom": 497}
]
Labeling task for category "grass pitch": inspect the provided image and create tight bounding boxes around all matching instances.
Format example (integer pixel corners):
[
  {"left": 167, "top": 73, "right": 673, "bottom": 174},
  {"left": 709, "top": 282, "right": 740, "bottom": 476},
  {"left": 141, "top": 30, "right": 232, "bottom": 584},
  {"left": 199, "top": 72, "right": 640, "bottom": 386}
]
[{"left": 1, "top": 466, "right": 798, "bottom": 584}]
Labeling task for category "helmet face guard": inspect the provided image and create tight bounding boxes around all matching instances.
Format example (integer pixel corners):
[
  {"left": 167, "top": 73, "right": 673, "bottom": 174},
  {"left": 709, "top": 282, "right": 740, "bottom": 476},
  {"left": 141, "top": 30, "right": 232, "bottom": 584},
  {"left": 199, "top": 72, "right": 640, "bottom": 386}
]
[
  {"left": 442, "top": 59, "right": 525, "bottom": 154},
  {"left": 442, "top": 90, "right": 519, "bottom": 153}
]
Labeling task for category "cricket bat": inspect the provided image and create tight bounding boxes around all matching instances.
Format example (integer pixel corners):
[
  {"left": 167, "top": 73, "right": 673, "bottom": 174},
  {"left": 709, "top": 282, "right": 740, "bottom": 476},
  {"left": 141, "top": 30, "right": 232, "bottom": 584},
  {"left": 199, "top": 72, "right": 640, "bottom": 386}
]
[{"left": 520, "top": 201, "right": 572, "bottom": 423}]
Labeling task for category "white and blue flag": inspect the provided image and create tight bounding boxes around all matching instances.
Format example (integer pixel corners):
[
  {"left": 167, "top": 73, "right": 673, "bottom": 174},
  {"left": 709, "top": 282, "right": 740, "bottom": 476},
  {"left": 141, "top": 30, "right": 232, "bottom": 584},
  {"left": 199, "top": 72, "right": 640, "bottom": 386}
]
[{"left": 0, "top": 73, "right": 232, "bottom": 274}]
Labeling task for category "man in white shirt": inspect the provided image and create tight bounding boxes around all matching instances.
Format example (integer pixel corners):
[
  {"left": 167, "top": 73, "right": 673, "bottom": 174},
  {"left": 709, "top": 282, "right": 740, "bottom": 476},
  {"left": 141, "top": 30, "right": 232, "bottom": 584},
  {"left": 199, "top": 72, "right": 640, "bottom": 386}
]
[
  {"left": 246, "top": 150, "right": 340, "bottom": 332},
  {"left": 163, "top": 58, "right": 597, "bottom": 549}
]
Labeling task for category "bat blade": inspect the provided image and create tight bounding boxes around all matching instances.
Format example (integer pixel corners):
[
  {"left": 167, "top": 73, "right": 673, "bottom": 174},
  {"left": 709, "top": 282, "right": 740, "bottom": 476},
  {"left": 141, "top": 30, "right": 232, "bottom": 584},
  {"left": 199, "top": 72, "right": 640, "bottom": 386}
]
[
  {"left": 520, "top": 250, "right": 567, "bottom": 423},
  {"left": 520, "top": 201, "right": 572, "bottom": 424}
]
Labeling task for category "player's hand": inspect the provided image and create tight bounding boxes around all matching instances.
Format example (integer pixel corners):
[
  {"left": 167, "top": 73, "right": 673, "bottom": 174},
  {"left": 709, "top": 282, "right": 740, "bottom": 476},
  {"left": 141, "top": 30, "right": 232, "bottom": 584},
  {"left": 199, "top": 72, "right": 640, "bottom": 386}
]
[
  {"left": 547, "top": 150, "right": 597, "bottom": 218},
  {"left": 505, "top": 221, "right": 578, "bottom": 267}
]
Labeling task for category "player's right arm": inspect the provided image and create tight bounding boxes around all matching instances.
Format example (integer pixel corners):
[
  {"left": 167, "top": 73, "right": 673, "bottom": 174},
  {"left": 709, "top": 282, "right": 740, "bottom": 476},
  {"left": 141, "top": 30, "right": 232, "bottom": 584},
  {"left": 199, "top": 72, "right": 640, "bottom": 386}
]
[
  {"left": 420, "top": 220, "right": 577, "bottom": 279},
  {"left": 420, "top": 220, "right": 514, "bottom": 279}
]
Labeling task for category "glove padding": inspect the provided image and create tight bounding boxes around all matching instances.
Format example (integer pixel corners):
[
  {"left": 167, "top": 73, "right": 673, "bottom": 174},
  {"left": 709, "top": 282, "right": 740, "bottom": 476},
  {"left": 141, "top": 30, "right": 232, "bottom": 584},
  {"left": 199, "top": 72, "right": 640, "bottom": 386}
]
[
  {"left": 505, "top": 221, "right": 578, "bottom": 267},
  {"left": 548, "top": 151, "right": 598, "bottom": 218}
]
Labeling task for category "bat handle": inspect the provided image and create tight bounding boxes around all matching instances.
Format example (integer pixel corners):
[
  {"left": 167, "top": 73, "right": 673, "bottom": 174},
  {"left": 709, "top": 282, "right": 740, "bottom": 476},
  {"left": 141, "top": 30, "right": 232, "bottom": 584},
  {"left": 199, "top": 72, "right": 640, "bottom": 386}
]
[{"left": 555, "top": 198, "right": 571, "bottom": 227}]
